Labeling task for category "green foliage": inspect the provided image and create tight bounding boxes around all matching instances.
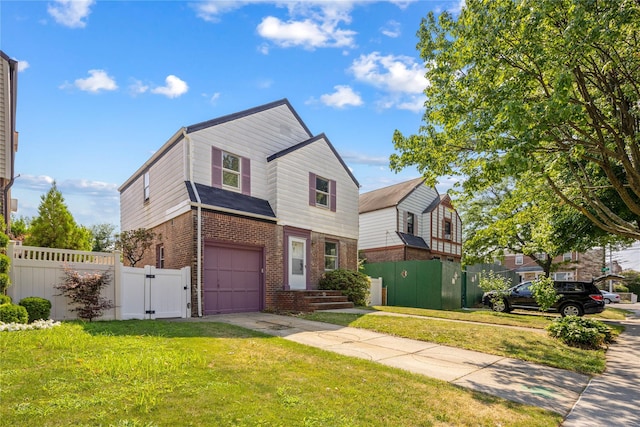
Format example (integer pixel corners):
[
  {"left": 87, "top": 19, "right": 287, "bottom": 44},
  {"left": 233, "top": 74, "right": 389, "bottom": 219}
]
[
  {"left": 24, "top": 182, "right": 92, "bottom": 250},
  {"left": 55, "top": 267, "right": 114, "bottom": 321},
  {"left": 318, "top": 269, "right": 371, "bottom": 306},
  {"left": 9, "top": 214, "right": 30, "bottom": 241},
  {"left": 547, "top": 316, "right": 613, "bottom": 350},
  {"left": 530, "top": 276, "right": 560, "bottom": 312},
  {"left": 0, "top": 294, "right": 11, "bottom": 305},
  {"left": 115, "top": 228, "right": 160, "bottom": 267},
  {"left": 0, "top": 273, "right": 10, "bottom": 294},
  {"left": 0, "top": 303, "right": 28, "bottom": 324},
  {"left": 391, "top": 0, "right": 640, "bottom": 240},
  {"left": 622, "top": 270, "right": 640, "bottom": 296},
  {"left": 19, "top": 296, "right": 52, "bottom": 323},
  {"left": 90, "top": 223, "right": 117, "bottom": 252},
  {"left": 477, "top": 270, "right": 511, "bottom": 305}
]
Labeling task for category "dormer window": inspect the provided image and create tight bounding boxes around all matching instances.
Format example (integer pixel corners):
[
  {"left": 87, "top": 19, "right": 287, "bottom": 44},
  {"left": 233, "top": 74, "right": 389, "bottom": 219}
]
[
  {"left": 407, "top": 213, "right": 415, "bottom": 235},
  {"left": 212, "top": 147, "right": 251, "bottom": 196}
]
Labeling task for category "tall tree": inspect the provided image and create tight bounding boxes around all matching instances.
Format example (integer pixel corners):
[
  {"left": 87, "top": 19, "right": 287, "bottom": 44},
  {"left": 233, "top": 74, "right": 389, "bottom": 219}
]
[
  {"left": 390, "top": 0, "right": 640, "bottom": 240},
  {"left": 89, "top": 223, "right": 117, "bottom": 252},
  {"left": 24, "top": 182, "right": 92, "bottom": 250}
]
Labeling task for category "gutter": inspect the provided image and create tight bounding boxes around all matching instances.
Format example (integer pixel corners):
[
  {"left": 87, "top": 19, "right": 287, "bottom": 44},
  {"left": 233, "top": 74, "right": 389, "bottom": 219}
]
[{"left": 184, "top": 130, "right": 203, "bottom": 317}]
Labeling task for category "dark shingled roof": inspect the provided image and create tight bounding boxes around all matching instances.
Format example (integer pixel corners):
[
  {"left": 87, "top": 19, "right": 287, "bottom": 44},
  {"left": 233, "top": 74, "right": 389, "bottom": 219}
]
[
  {"left": 359, "top": 177, "right": 426, "bottom": 214},
  {"left": 397, "top": 232, "right": 430, "bottom": 249},
  {"left": 186, "top": 182, "right": 276, "bottom": 220}
]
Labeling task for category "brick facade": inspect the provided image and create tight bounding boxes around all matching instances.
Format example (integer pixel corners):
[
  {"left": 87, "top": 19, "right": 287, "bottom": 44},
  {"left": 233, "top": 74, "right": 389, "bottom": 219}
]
[
  {"left": 141, "top": 208, "right": 358, "bottom": 316},
  {"left": 502, "top": 248, "right": 605, "bottom": 282}
]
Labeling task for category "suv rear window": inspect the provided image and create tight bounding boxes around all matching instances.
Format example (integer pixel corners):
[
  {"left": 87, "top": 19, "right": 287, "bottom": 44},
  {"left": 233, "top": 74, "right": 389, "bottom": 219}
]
[{"left": 556, "top": 282, "right": 585, "bottom": 292}]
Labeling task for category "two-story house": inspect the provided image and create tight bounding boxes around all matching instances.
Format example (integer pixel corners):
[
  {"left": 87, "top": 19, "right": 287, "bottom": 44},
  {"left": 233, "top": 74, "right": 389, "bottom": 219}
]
[
  {"left": 359, "top": 178, "right": 462, "bottom": 263},
  {"left": 119, "top": 99, "right": 360, "bottom": 316},
  {"left": 0, "top": 51, "right": 19, "bottom": 232},
  {"left": 500, "top": 248, "right": 606, "bottom": 282}
]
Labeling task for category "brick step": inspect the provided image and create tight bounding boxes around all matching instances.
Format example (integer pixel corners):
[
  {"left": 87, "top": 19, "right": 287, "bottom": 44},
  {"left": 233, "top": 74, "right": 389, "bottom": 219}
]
[
  {"left": 304, "top": 295, "right": 350, "bottom": 304},
  {"left": 308, "top": 301, "right": 355, "bottom": 311}
]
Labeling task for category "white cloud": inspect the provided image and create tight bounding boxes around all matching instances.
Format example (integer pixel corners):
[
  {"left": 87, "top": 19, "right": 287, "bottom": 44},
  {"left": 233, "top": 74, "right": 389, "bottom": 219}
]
[
  {"left": 47, "top": 0, "right": 94, "bottom": 28},
  {"left": 151, "top": 75, "right": 189, "bottom": 98},
  {"left": 320, "top": 85, "right": 363, "bottom": 108},
  {"left": 73, "top": 69, "right": 118, "bottom": 93},
  {"left": 16, "top": 60, "right": 30, "bottom": 72},
  {"left": 129, "top": 79, "right": 149, "bottom": 96},
  {"left": 381, "top": 20, "right": 401, "bottom": 38},
  {"left": 257, "top": 15, "right": 356, "bottom": 49},
  {"left": 341, "top": 151, "right": 389, "bottom": 166},
  {"left": 350, "top": 52, "right": 427, "bottom": 94},
  {"left": 191, "top": 1, "right": 250, "bottom": 23}
]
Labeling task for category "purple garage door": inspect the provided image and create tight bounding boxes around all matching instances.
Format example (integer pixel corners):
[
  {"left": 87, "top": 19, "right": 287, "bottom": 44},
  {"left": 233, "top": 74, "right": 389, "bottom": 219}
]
[{"left": 203, "top": 244, "right": 263, "bottom": 315}]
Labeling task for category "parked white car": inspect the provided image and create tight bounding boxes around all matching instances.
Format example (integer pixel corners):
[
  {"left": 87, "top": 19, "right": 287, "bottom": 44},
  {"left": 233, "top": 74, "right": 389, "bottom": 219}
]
[{"left": 600, "top": 290, "right": 621, "bottom": 304}]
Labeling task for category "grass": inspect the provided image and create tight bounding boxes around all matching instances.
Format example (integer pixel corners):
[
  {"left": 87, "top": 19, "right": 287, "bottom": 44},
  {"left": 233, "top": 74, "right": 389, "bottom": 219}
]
[
  {"left": 0, "top": 320, "right": 563, "bottom": 426},
  {"left": 300, "top": 306, "right": 626, "bottom": 375}
]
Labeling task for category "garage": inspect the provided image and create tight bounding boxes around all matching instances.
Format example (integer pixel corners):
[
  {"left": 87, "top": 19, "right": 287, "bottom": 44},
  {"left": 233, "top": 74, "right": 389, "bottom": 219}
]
[{"left": 203, "top": 244, "right": 263, "bottom": 314}]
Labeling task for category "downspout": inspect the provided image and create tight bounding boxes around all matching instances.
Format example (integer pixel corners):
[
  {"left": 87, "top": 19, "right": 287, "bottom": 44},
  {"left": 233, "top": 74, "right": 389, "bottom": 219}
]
[{"left": 183, "top": 130, "right": 202, "bottom": 317}]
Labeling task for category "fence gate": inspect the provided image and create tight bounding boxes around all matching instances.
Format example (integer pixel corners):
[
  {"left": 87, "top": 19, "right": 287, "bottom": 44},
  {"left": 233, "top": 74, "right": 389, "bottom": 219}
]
[{"left": 121, "top": 266, "right": 190, "bottom": 320}]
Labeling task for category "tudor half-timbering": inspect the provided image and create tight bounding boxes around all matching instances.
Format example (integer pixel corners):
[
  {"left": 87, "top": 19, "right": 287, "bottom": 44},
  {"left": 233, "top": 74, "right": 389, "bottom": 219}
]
[
  {"left": 359, "top": 178, "right": 462, "bottom": 263},
  {"left": 119, "top": 99, "right": 360, "bottom": 315}
]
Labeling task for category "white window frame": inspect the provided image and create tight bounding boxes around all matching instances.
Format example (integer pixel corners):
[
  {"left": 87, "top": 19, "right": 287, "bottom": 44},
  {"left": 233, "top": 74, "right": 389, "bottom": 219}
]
[
  {"left": 554, "top": 271, "right": 574, "bottom": 281},
  {"left": 143, "top": 171, "right": 150, "bottom": 202},
  {"left": 563, "top": 252, "right": 572, "bottom": 262},
  {"left": 222, "top": 151, "right": 241, "bottom": 191},
  {"left": 324, "top": 241, "right": 338, "bottom": 271},
  {"left": 315, "top": 176, "right": 330, "bottom": 208},
  {"left": 515, "top": 254, "right": 524, "bottom": 265},
  {"left": 407, "top": 212, "right": 415, "bottom": 235}
]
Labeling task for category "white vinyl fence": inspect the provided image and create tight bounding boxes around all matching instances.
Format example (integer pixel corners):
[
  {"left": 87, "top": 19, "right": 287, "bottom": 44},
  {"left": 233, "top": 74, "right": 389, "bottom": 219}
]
[
  {"left": 369, "top": 276, "right": 383, "bottom": 306},
  {"left": 6, "top": 242, "right": 190, "bottom": 321}
]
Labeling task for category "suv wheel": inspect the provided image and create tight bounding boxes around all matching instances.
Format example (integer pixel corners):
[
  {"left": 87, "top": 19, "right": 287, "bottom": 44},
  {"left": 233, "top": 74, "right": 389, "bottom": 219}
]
[
  {"left": 491, "top": 299, "right": 510, "bottom": 313},
  {"left": 560, "top": 303, "right": 583, "bottom": 317}
]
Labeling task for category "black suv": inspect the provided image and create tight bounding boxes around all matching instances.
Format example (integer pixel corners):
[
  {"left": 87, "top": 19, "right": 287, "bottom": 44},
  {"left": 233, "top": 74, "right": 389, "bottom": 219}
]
[{"left": 483, "top": 280, "right": 605, "bottom": 317}]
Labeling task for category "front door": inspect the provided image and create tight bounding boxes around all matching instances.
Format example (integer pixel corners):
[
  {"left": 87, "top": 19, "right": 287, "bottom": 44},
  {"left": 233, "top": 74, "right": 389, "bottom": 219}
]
[{"left": 288, "top": 237, "right": 307, "bottom": 290}]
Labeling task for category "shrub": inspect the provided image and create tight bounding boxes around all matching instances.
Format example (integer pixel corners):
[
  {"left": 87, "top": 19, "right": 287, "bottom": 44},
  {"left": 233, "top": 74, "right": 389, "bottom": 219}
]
[
  {"left": 318, "top": 269, "right": 370, "bottom": 306},
  {"left": 0, "top": 273, "right": 10, "bottom": 294},
  {"left": 55, "top": 267, "right": 114, "bottom": 321},
  {"left": 19, "top": 297, "right": 52, "bottom": 323},
  {"left": 547, "top": 316, "right": 613, "bottom": 350},
  {"left": 477, "top": 270, "right": 512, "bottom": 305},
  {"left": 0, "top": 294, "right": 11, "bottom": 305},
  {"left": 0, "top": 303, "right": 28, "bottom": 324},
  {"left": 531, "top": 276, "right": 560, "bottom": 312}
]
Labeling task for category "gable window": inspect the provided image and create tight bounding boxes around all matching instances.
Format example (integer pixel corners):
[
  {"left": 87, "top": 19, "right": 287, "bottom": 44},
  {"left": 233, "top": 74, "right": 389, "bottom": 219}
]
[
  {"left": 309, "top": 172, "right": 336, "bottom": 212},
  {"left": 143, "top": 171, "right": 150, "bottom": 202},
  {"left": 515, "top": 254, "right": 524, "bottom": 265},
  {"left": 212, "top": 147, "right": 251, "bottom": 195},
  {"left": 222, "top": 152, "right": 240, "bottom": 190},
  {"left": 407, "top": 213, "right": 415, "bottom": 235},
  {"left": 324, "top": 241, "right": 338, "bottom": 270},
  {"left": 443, "top": 219, "right": 452, "bottom": 240}
]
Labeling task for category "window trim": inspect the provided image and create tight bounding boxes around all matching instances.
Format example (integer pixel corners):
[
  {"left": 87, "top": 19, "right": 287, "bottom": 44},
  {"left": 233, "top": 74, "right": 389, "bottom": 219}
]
[
  {"left": 563, "top": 252, "right": 572, "bottom": 262},
  {"left": 407, "top": 212, "right": 415, "bottom": 235},
  {"left": 515, "top": 254, "right": 524, "bottom": 265},
  {"left": 222, "top": 151, "right": 241, "bottom": 192},
  {"left": 443, "top": 219, "right": 452, "bottom": 240},
  {"left": 309, "top": 172, "right": 336, "bottom": 212},
  {"left": 143, "top": 171, "right": 150, "bottom": 202},
  {"left": 315, "top": 176, "right": 330, "bottom": 208},
  {"left": 156, "top": 244, "right": 164, "bottom": 269},
  {"left": 324, "top": 241, "right": 338, "bottom": 271}
]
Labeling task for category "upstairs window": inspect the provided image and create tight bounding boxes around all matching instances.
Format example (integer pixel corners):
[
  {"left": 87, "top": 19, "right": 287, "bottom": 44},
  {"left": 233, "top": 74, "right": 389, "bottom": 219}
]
[
  {"left": 309, "top": 172, "right": 336, "bottom": 212},
  {"left": 324, "top": 242, "right": 338, "bottom": 270},
  {"left": 212, "top": 147, "right": 251, "bottom": 195},
  {"left": 407, "top": 213, "right": 415, "bottom": 235},
  {"left": 222, "top": 152, "right": 240, "bottom": 190},
  {"left": 443, "top": 219, "right": 452, "bottom": 240},
  {"left": 515, "top": 254, "right": 524, "bottom": 265},
  {"left": 143, "top": 171, "right": 150, "bottom": 202},
  {"left": 563, "top": 252, "right": 573, "bottom": 262}
]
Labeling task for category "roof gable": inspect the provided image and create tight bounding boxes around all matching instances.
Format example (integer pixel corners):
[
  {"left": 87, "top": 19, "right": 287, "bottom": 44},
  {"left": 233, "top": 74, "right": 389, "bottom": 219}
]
[
  {"left": 267, "top": 133, "right": 359, "bottom": 187},
  {"left": 359, "top": 177, "right": 426, "bottom": 214}
]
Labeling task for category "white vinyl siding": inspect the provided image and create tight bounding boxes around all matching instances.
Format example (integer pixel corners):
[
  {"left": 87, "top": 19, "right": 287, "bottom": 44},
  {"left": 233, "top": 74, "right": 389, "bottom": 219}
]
[
  {"left": 397, "top": 185, "right": 438, "bottom": 239},
  {"left": 120, "top": 140, "right": 190, "bottom": 231},
  {"left": 0, "top": 56, "right": 10, "bottom": 179},
  {"left": 358, "top": 207, "right": 401, "bottom": 250},
  {"left": 268, "top": 138, "right": 358, "bottom": 239},
  {"left": 189, "top": 104, "right": 310, "bottom": 200}
]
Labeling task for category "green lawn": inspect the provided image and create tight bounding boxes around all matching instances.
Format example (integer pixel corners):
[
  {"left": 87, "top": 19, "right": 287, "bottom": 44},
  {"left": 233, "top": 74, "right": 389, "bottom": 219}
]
[
  {"left": 0, "top": 320, "right": 562, "bottom": 426},
  {"left": 301, "top": 306, "right": 625, "bottom": 375}
]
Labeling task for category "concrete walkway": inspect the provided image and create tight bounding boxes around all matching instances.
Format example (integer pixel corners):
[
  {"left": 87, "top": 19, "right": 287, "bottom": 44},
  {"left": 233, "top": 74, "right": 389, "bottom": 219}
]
[
  {"left": 180, "top": 305, "right": 640, "bottom": 424},
  {"left": 184, "top": 310, "right": 589, "bottom": 416}
]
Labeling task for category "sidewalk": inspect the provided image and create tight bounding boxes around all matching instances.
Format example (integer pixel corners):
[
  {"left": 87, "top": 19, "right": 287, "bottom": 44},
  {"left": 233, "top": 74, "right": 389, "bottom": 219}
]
[{"left": 186, "top": 310, "right": 590, "bottom": 416}]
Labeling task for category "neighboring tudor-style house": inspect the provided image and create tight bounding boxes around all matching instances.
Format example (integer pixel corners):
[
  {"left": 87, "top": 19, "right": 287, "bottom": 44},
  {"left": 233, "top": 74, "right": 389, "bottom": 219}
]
[
  {"left": 359, "top": 178, "right": 462, "bottom": 263},
  {"left": 0, "top": 51, "right": 19, "bottom": 231},
  {"left": 119, "top": 99, "right": 360, "bottom": 316},
  {"left": 500, "top": 248, "right": 607, "bottom": 282}
]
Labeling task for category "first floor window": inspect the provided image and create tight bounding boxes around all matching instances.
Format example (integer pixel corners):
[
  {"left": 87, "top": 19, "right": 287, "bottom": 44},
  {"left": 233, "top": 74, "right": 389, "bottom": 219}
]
[
  {"left": 156, "top": 244, "right": 165, "bottom": 269},
  {"left": 324, "top": 242, "right": 338, "bottom": 270}
]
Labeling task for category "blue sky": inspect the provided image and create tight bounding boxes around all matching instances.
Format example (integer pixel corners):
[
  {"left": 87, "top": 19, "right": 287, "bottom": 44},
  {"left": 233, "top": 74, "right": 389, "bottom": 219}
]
[{"left": 3, "top": 0, "right": 463, "bottom": 229}]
